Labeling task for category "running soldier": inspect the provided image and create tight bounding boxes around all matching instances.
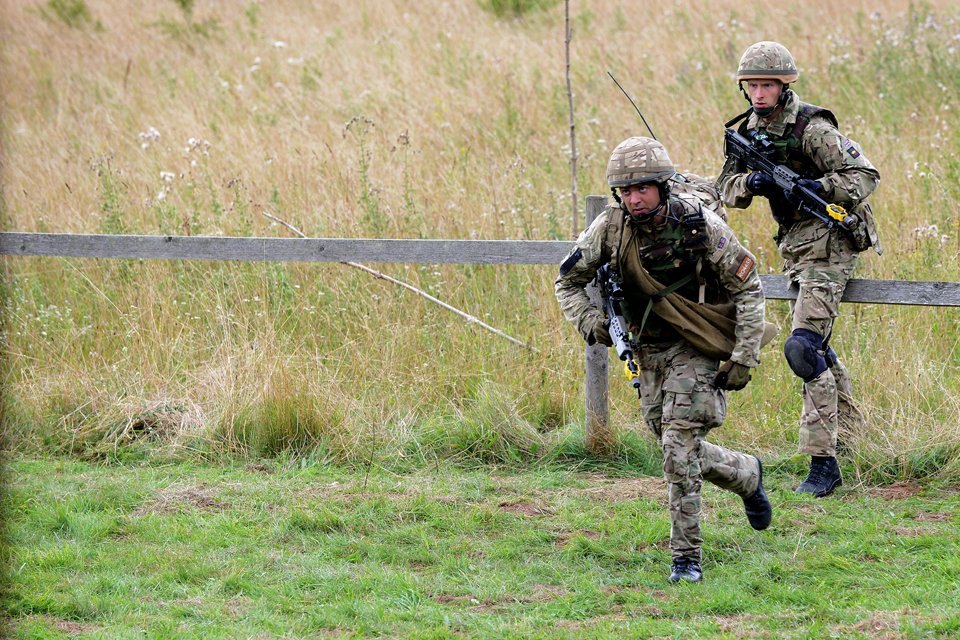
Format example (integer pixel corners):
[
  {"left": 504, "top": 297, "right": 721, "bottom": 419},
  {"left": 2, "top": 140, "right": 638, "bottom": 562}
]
[{"left": 556, "top": 137, "right": 773, "bottom": 583}]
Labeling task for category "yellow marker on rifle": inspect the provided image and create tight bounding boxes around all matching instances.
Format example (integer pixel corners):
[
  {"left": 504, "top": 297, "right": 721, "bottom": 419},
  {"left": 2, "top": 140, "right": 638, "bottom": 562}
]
[{"left": 825, "top": 203, "right": 847, "bottom": 223}]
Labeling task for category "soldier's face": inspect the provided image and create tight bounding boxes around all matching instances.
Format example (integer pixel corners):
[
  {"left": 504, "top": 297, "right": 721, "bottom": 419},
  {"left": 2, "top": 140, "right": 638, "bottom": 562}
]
[
  {"left": 619, "top": 183, "right": 661, "bottom": 218},
  {"left": 745, "top": 80, "right": 783, "bottom": 109}
]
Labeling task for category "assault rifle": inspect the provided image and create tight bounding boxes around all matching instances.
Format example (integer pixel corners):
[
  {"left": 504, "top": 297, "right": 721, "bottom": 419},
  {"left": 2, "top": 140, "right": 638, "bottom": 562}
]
[
  {"left": 723, "top": 128, "right": 856, "bottom": 230},
  {"left": 595, "top": 264, "right": 642, "bottom": 398}
]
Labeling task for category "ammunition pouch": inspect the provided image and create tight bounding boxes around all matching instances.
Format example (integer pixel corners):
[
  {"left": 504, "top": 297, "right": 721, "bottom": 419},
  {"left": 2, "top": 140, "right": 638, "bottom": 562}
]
[{"left": 843, "top": 202, "right": 882, "bottom": 255}]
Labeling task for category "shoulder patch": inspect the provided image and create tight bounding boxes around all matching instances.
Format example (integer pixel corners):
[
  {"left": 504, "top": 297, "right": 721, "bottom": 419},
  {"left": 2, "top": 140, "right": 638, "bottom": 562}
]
[
  {"left": 717, "top": 237, "right": 726, "bottom": 251},
  {"left": 559, "top": 247, "right": 583, "bottom": 275},
  {"left": 843, "top": 139, "right": 861, "bottom": 158},
  {"left": 735, "top": 254, "right": 756, "bottom": 281}
]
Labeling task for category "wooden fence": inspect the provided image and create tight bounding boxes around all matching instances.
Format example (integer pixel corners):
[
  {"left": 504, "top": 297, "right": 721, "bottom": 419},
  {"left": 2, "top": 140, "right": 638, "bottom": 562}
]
[{"left": 4, "top": 194, "right": 960, "bottom": 452}]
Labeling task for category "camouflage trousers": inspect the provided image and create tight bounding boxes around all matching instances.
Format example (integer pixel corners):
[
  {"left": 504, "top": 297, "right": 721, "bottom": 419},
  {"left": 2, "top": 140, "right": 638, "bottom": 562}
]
[
  {"left": 781, "top": 219, "right": 863, "bottom": 457},
  {"left": 638, "top": 340, "right": 761, "bottom": 562}
]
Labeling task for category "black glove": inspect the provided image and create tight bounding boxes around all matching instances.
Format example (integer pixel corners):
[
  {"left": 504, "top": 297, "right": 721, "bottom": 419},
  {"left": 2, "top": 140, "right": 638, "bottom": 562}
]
[
  {"left": 745, "top": 172, "right": 778, "bottom": 197},
  {"left": 714, "top": 361, "right": 752, "bottom": 390},
  {"left": 586, "top": 318, "right": 613, "bottom": 347},
  {"left": 796, "top": 178, "right": 824, "bottom": 197}
]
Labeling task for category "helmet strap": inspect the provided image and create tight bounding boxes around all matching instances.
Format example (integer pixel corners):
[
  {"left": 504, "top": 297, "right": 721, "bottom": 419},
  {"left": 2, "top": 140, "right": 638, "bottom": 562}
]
[{"left": 658, "top": 182, "right": 671, "bottom": 205}]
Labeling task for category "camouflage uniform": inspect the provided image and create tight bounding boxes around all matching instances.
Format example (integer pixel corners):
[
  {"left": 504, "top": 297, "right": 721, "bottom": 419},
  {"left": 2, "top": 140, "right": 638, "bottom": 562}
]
[
  {"left": 718, "top": 55, "right": 880, "bottom": 462},
  {"left": 556, "top": 182, "right": 767, "bottom": 563}
]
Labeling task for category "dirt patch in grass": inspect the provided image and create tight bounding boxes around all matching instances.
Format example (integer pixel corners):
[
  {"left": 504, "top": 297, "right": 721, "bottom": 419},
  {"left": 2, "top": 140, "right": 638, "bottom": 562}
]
[
  {"left": 432, "top": 584, "right": 568, "bottom": 608},
  {"left": 847, "top": 613, "right": 901, "bottom": 639},
  {"left": 294, "top": 481, "right": 467, "bottom": 507},
  {"left": 134, "top": 483, "right": 230, "bottom": 515},
  {"left": 836, "top": 608, "right": 942, "bottom": 640},
  {"left": 17, "top": 616, "right": 100, "bottom": 635},
  {"left": 289, "top": 474, "right": 670, "bottom": 511},
  {"left": 244, "top": 463, "right": 275, "bottom": 475},
  {"left": 914, "top": 511, "right": 954, "bottom": 522},
  {"left": 529, "top": 584, "right": 569, "bottom": 601},
  {"left": 497, "top": 499, "right": 554, "bottom": 517},
  {"left": 892, "top": 525, "right": 940, "bottom": 538},
  {"left": 432, "top": 594, "right": 481, "bottom": 605},
  {"left": 573, "top": 476, "right": 666, "bottom": 503},
  {"left": 714, "top": 613, "right": 774, "bottom": 638},
  {"left": 554, "top": 614, "right": 630, "bottom": 630},
  {"left": 867, "top": 482, "right": 924, "bottom": 500}
]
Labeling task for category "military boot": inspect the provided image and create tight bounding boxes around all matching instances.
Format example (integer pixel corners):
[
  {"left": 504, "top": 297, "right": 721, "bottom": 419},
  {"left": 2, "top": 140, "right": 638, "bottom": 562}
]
[
  {"left": 668, "top": 557, "right": 703, "bottom": 584},
  {"left": 795, "top": 456, "right": 842, "bottom": 497},
  {"left": 742, "top": 456, "right": 772, "bottom": 530}
]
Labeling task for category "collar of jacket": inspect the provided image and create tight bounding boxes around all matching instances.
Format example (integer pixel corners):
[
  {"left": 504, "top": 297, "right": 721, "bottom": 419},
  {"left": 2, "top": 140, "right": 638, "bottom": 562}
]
[{"left": 747, "top": 89, "right": 800, "bottom": 138}]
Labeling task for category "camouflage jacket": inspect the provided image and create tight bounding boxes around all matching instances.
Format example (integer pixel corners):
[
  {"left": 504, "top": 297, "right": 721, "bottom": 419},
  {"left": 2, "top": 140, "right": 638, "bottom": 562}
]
[
  {"left": 555, "top": 191, "right": 766, "bottom": 367},
  {"left": 717, "top": 90, "right": 880, "bottom": 229}
]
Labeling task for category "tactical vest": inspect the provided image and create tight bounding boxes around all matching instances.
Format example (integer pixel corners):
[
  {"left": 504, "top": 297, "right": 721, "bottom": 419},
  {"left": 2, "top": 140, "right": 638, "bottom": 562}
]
[
  {"left": 602, "top": 197, "right": 722, "bottom": 341},
  {"left": 738, "top": 102, "right": 839, "bottom": 226}
]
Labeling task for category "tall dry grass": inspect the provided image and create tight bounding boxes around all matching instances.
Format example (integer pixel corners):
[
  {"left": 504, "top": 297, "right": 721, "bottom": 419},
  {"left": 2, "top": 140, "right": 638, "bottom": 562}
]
[{"left": 2, "top": 0, "right": 960, "bottom": 479}]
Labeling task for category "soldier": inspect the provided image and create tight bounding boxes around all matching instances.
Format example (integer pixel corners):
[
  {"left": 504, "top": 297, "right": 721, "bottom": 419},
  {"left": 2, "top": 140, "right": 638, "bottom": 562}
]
[
  {"left": 556, "top": 137, "right": 773, "bottom": 584},
  {"left": 717, "top": 41, "right": 881, "bottom": 498}
]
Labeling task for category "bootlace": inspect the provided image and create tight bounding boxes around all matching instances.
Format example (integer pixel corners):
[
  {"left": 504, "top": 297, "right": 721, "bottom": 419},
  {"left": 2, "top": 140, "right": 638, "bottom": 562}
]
[
  {"left": 673, "top": 557, "right": 698, "bottom": 572},
  {"left": 805, "top": 459, "right": 828, "bottom": 484}
]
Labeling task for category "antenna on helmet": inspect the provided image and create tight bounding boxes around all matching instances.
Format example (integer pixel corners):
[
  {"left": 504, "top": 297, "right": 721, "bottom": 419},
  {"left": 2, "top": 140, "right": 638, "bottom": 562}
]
[{"left": 607, "top": 71, "right": 657, "bottom": 141}]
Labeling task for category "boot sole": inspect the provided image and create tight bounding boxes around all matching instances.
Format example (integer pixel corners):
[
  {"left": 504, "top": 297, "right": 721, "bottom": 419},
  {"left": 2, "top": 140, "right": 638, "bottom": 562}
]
[
  {"left": 795, "top": 477, "right": 842, "bottom": 498},
  {"left": 744, "top": 456, "right": 772, "bottom": 530}
]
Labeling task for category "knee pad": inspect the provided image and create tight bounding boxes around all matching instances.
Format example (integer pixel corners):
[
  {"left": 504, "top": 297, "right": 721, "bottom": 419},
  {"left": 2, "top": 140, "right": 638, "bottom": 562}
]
[{"left": 783, "top": 328, "right": 828, "bottom": 383}]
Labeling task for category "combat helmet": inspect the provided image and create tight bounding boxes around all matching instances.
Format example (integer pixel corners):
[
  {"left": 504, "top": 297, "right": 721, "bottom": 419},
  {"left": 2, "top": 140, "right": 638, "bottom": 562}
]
[
  {"left": 606, "top": 137, "right": 676, "bottom": 189},
  {"left": 737, "top": 41, "right": 798, "bottom": 85}
]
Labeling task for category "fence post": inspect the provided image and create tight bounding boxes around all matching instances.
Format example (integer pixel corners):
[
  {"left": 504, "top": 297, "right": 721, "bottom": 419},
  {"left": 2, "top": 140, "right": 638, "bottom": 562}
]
[{"left": 584, "top": 195, "right": 612, "bottom": 455}]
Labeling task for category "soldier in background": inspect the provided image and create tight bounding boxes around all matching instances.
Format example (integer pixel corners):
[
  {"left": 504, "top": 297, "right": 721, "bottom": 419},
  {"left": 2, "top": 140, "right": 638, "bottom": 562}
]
[
  {"left": 717, "top": 41, "right": 881, "bottom": 498},
  {"left": 555, "top": 137, "right": 773, "bottom": 584}
]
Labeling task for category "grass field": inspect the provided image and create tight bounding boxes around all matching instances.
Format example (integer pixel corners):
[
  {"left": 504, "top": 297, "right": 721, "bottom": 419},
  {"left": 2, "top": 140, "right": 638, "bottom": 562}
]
[
  {"left": 4, "top": 457, "right": 960, "bottom": 638},
  {"left": 2, "top": 0, "right": 960, "bottom": 636}
]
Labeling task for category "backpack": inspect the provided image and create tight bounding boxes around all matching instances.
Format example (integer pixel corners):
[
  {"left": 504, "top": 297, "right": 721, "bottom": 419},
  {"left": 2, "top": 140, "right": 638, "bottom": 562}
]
[{"left": 670, "top": 172, "right": 725, "bottom": 221}]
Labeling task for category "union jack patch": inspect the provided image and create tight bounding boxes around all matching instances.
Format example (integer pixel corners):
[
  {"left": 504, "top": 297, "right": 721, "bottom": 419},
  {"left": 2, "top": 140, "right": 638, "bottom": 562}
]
[
  {"left": 717, "top": 237, "right": 727, "bottom": 250},
  {"left": 843, "top": 139, "right": 860, "bottom": 158}
]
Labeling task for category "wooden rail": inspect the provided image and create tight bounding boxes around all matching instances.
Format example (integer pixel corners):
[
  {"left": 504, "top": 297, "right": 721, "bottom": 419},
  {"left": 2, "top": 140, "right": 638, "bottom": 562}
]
[
  {"left": 4, "top": 231, "right": 960, "bottom": 306},
  {"left": 0, "top": 232, "right": 570, "bottom": 265},
  {"left": 4, "top": 208, "right": 959, "bottom": 455}
]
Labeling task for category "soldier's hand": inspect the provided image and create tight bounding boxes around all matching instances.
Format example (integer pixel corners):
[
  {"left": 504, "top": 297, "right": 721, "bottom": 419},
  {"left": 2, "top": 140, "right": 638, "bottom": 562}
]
[
  {"left": 745, "top": 172, "right": 777, "bottom": 197},
  {"left": 587, "top": 318, "right": 613, "bottom": 347},
  {"left": 796, "top": 178, "right": 824, "bottom": 197},
  {"left": 714, "top": 361, "right": 752, "bottom": 390}
]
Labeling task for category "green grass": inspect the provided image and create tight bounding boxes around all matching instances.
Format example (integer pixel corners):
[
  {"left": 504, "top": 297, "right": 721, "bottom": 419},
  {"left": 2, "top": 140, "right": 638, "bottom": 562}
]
[{"left": 2, "top": 455, "right": 959, "bottom": 638}]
